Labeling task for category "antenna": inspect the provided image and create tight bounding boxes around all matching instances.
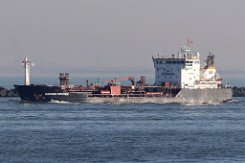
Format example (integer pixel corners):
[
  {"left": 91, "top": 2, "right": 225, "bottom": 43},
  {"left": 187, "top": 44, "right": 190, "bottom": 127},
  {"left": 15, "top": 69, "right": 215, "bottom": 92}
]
[{"left": 187, "top": 39, "right": 193, "bottom": 46}]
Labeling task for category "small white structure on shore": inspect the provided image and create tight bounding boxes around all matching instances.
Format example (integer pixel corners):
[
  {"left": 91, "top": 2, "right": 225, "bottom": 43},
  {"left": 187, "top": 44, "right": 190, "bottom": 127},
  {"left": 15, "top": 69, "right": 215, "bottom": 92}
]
[{"left": 22, "top": 57, "right": 32, "bottom": 86}]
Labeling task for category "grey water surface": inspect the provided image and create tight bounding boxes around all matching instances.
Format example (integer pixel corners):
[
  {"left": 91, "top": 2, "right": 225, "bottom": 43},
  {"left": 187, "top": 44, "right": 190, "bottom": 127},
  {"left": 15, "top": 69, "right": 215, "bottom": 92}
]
[{"left": 0, "top": 97, "right": 245, "bottom": 163}]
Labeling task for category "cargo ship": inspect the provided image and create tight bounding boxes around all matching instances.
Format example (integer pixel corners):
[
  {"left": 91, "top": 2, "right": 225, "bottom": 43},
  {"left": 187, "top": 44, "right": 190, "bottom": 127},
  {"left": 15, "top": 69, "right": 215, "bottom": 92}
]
[{"left": 15, "top": 41, "right": 232, "bottom": 104}]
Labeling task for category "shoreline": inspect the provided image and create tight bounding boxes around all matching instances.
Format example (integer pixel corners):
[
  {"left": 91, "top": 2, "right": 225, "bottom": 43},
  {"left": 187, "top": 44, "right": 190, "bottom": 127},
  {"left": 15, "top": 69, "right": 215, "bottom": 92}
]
[
  {"left": 232, "top": 87, "right": 245, "bottom": 97},
  {"left": 0, "top": 87, "right": 18, "bottom": 97}
]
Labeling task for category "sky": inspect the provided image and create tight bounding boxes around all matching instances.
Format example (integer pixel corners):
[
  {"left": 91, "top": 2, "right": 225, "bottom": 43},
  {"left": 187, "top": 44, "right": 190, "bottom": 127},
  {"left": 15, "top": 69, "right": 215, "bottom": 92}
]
[{"left": 0, "top": 0, "right": 245, "bottom": 85}]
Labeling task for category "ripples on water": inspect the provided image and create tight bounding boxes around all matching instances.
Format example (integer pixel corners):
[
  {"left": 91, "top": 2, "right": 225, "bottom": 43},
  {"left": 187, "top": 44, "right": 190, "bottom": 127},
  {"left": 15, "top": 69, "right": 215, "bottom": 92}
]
[{"left": 0, "top": 97, "right": 245, "bottom": 162}]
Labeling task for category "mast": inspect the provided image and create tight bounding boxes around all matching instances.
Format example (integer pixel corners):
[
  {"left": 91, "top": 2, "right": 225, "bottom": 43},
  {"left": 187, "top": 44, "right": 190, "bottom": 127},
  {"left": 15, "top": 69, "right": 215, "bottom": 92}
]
[
  {"left": 22, "top": 57, "right": 31, "bottom": 85},
  {"left": 181, "top": 39, "right": 193, "bottom": 58}
]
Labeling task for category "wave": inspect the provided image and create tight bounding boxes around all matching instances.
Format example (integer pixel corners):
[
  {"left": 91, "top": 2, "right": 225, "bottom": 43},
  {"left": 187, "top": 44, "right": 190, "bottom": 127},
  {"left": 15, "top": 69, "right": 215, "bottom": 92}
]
[
  {"left": 43, "top": 96, "right": 232, "bottom": 106},
  {"left": 85, "top": 97, "right": 222, "bottom": 106},
  {"left": 49, "top": 100, "right": 72, "bottom": 104},
  {"left": 227, "top": 99, "right": 240, "bottom": 103}
]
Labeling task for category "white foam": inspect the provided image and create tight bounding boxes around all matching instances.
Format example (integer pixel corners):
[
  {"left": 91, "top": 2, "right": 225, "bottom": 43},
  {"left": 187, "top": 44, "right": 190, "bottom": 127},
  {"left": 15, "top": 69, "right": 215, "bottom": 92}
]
[
  {"left": 227, "top": 99, "right": 240, "bottom": 103},
  {"left": 49, "top": 100, "right": 71, "bottom": 104},
  {"left": 47, "top": 97, "right": 229, "bottom": 105},
  {"left": 85, "top": 97, "right": 220, "bottom": 105}
]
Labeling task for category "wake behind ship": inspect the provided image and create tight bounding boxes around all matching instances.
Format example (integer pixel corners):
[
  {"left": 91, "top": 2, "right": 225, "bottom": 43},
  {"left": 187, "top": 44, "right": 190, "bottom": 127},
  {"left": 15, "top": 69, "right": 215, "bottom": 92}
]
[{"left": 15, "top": 41, "right": 232, "bottom": 104}]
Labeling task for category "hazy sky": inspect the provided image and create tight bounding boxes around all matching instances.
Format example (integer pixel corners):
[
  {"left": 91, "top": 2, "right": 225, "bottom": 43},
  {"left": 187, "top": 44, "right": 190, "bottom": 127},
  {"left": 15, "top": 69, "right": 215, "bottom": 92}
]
[{"left": 1, "top": 0, "right": 245, "bottom": 79}]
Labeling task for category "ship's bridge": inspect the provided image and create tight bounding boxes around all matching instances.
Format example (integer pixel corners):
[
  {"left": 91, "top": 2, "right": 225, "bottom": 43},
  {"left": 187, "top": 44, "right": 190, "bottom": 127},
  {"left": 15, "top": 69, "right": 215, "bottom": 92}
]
[{"left": 152, "top": 44, "right": 201, "bottom": 87}]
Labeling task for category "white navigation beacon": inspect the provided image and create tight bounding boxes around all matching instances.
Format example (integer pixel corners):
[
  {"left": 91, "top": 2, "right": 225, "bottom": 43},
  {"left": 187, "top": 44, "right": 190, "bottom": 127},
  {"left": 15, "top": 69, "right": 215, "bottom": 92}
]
[{"left": 22, "top": 57, "right": 32, "bottom": 86}]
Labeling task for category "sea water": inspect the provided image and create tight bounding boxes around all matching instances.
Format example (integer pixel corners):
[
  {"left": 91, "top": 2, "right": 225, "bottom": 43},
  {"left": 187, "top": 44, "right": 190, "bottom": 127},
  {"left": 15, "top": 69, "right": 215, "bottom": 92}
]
[{"left": 0, "top": 97, "right": 245, "bottom": 162}]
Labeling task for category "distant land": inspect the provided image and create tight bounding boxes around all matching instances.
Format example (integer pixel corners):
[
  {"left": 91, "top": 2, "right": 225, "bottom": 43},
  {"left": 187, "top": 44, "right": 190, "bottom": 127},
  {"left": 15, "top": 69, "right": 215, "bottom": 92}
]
[
  {"left": 0, "top": 87, "right": 18, "bottom": 97},
  {"left": 232, "top": 87, "right": 245, "bottom": 97}
]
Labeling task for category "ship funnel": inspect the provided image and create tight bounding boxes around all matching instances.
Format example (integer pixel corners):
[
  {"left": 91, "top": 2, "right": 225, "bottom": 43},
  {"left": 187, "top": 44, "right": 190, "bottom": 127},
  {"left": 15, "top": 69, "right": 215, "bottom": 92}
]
[
  {"left": 22, "top": 57, "right": 32, "bottom": 86},
  {"left": 206, "top": 53, "right": 215, "bottom": 68}
]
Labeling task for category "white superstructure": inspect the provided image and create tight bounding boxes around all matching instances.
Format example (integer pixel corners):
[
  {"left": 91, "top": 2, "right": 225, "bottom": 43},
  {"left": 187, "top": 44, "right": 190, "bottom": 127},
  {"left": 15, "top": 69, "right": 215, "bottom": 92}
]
[{"left": 152, "top": 41, "right": 222, "bottom": 89}]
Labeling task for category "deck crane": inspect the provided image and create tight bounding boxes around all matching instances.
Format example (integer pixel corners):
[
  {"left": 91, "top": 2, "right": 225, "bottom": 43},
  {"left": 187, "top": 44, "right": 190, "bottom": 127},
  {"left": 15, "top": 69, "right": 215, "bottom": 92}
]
[{"left": 103, "top": 76, "right": 135, "bottom": 88}]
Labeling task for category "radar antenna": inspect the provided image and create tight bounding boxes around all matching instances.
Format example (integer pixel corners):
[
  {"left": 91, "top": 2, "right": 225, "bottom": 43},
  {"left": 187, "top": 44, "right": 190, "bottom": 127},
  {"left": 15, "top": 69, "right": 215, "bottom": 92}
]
[{"left": 181, "top": 39, "right": 193, "bottom": 58}]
